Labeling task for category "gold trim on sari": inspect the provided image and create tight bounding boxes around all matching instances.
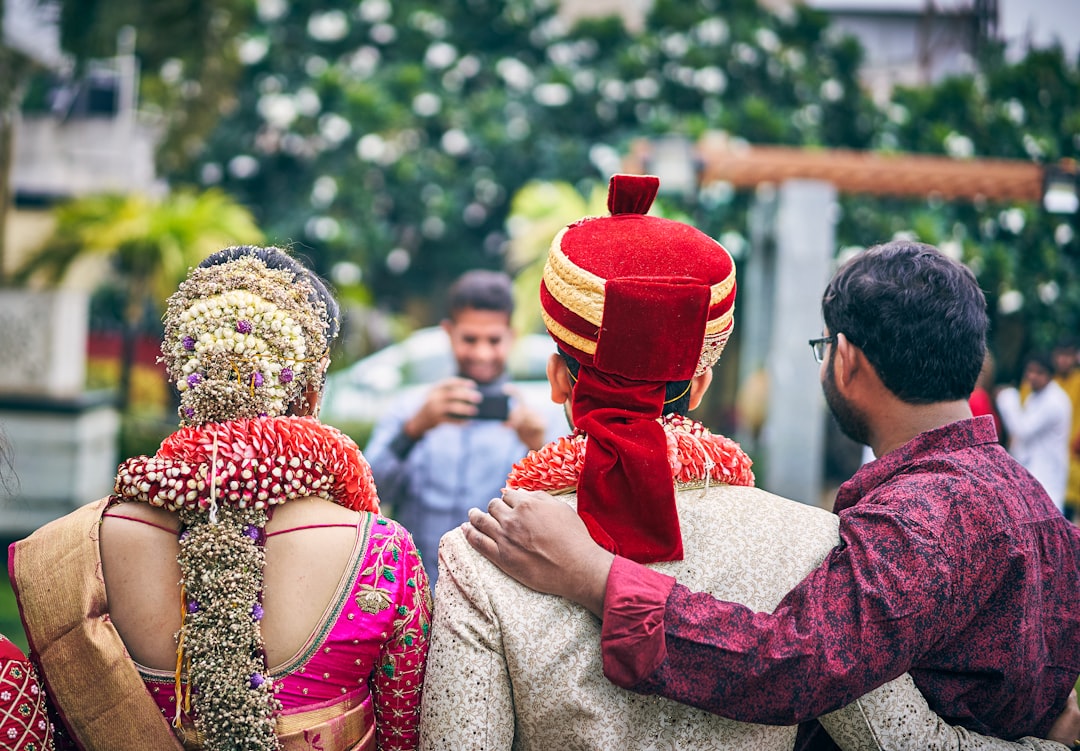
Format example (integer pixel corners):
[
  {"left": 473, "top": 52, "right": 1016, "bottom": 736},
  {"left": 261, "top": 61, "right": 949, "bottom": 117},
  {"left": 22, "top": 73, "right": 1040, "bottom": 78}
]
[
  {"left": 10, "top": 499, "right": 186, "bottom": 751},
  {"left": 176, "top": 691, "right": 375, "bottom": 751}
]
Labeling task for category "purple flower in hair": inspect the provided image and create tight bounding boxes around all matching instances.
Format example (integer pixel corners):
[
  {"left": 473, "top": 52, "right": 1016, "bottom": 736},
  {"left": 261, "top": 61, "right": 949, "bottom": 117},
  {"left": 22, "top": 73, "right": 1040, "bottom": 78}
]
[
  {"left": 251, "top": 372, "right": 265, "bottom": 388},
  {"left": 236, "top": 320, "right": 253, "bottom": 334},
  {"left": 182, "top": 407, "right": 195, "bottom": 419},
  {"left": 279, "top": 367, "right": 294, "bottom": 384},
  {"left": 182, "top": 335, "right": 196, "bottom": 351},
  {"left": 243, "top": 525, "right": 260, "bottom": 540},
  {"left": 251, "top": 603, "right": 264, "bottom": 621},
  {"left": 187, "top": 600, "right": 200, "bottom": 614},
  {"left": 249, "top": 673, "right": 265, "bottom": 689},
  {"left": 187, "top": 373, "right": 203, "bottom": 387}
]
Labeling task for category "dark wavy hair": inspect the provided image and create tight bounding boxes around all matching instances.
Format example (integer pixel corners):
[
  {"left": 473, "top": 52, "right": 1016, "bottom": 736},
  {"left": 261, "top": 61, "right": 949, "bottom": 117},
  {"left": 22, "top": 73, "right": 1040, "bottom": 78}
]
[
  {"left": 198, "top": 245, "right": 341, "bottom": 346},
  {"left": 822, "top": 241, "right": 987, "bottom": 404},
  {"left": 447, "top": 269, "right": 514, "bottom": 319}
]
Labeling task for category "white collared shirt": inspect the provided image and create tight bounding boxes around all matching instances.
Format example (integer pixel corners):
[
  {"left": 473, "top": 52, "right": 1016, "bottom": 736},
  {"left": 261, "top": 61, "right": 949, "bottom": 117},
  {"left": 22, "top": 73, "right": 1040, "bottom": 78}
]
[{"left": 996, "top": 380, "right": 1073, "bottom": 510}]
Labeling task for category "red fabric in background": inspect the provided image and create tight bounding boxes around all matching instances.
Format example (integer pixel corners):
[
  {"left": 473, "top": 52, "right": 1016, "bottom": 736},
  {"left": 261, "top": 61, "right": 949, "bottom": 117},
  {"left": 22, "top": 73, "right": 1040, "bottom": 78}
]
[{"left": 968, "top": 387, "right": 1003, "bottom": 442}]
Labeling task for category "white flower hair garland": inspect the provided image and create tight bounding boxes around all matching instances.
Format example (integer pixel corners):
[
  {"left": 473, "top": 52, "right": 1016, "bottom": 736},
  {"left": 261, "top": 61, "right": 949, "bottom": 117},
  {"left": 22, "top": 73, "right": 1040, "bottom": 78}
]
[{"left": 161, "top": 256, "right": 329, "bottom": 426}]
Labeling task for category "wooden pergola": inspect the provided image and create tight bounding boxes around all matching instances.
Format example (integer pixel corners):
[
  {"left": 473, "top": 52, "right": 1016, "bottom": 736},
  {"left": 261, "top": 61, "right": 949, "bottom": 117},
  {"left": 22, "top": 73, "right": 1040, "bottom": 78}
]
[{"left": 628, "top": 132, "right": 1050, "bottom": 202}]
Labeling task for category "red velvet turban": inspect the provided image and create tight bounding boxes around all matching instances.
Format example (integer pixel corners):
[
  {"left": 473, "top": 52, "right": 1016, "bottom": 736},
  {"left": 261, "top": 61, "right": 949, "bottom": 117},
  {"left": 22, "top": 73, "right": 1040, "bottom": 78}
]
[{"left": 540, "top": 174, "right": 736, "bottom": 564}]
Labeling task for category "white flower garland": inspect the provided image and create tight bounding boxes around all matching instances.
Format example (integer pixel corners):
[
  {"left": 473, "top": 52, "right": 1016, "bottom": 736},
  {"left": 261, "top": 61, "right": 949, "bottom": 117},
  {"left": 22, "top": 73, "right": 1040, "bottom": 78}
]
[
  {"left": 161, "top": 256, "right": 328, "bottom": 426},
  {"left": 172, "top": 289, "right": 309, "bottom": 413}
]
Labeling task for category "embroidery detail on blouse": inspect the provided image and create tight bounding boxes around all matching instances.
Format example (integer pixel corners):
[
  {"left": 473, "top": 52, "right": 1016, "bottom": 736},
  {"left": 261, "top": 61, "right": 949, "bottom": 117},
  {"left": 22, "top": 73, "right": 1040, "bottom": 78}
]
[{"left": 355, "top": 585, "right": 392, "bottom": 614}]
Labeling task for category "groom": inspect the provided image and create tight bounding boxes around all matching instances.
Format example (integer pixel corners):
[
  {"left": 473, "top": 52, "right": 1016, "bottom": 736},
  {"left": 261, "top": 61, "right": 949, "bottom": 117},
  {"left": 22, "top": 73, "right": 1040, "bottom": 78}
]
[{"left": 465, "top": 224, "right": 1080, "bottom": 743}]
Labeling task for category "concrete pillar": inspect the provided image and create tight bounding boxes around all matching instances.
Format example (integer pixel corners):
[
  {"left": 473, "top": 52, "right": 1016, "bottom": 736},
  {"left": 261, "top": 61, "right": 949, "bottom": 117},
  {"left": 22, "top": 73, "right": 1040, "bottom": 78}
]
[
  {"left": 760, "top": 180, "right": 837, "bottom": 505},
  {"left": 0, "top": 290, "right": 120, "bottom": 533}
]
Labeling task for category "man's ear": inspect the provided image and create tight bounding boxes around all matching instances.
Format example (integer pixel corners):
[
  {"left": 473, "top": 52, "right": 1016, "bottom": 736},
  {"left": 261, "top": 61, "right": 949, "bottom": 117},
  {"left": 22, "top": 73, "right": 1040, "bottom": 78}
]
[
  {"left": 688, "top": 368, "right": 713, "bottom": 411},
  {"left": 833, "top": 332, "right": 863, "bottom": 387},
  {"left": 546, "top": 353, "right": 572, "bottom": 405}
]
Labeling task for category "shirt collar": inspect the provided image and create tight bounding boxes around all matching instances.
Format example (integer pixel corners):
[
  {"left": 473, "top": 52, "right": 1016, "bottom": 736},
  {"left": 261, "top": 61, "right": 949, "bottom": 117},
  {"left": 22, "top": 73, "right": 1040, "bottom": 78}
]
[{"left": 834, "top": 415, "right": 999, "bottom": 514}]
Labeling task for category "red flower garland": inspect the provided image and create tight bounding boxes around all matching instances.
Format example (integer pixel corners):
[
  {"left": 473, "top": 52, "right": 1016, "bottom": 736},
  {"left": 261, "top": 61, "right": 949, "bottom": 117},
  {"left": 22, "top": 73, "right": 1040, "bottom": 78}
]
[
  {"left": 113, "top": 416, "right": 378, "bottom": 513},
  {"left": 507, "top": 414, "right": 754, "bottom": 492}
]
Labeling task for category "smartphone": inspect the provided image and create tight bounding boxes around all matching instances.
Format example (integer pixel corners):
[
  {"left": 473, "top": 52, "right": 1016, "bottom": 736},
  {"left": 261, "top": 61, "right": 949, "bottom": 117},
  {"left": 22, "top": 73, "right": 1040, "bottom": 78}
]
[{"left": 473, "top": 390, "right": 510, "bottom": 421}]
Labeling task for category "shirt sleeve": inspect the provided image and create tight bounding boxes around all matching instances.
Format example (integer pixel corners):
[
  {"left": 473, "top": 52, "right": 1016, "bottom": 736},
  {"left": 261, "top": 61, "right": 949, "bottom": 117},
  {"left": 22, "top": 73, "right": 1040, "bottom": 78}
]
[
  {"left": 600, "top": 555, "right": 677, "bottom": 687},
  {"left": 364, "top": 400, "right": 418, "bottom": 510},
  {"left": 419, "top": 530, "right": 515, "bottom": 751},
  {"left": 819, "top": 673, "right": 1070, "bottom": 751},
  {"left": 371, "top": 523, "right": 432, "bottom": 751},
  {"left": 601, "top": 503, "right": 955, "bottom": 725}
]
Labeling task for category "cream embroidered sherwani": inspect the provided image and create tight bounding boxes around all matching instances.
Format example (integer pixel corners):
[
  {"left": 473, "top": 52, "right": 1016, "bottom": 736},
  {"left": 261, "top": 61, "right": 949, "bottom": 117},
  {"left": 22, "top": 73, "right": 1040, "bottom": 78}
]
[{"left": 419, "top": 484, "right": 1065, "bottom": 751}]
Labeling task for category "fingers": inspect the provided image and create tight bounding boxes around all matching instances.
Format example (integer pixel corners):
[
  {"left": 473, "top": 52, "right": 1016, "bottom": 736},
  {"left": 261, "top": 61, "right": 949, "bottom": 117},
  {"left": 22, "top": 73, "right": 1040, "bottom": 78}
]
[
  {"left": 502, "top": 487, "right": 558, "bottom": 508},
  {"left": 486, "top": 496, "right": 512, "bottom": 523},
  {"left": 464, "top": 505, "right": 507, "bottom": 564},
  {"left": 462, "top": 519, "right": 500, "bottom": 562},
  {"left": 501, "top": 488, "right": 532, "bottom": 508}
]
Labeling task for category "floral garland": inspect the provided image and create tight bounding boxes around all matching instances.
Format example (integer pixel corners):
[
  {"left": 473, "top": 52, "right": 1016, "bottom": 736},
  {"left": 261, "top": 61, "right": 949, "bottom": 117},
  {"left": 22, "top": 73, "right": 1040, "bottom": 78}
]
[
  {"left": 112, "top": 416, "right": 378, "bottom": 751},
  {"left": 507, "top": 413, "right": 755, "bottom": 492},
  {"left": 115, "top": 416, "right": 377, "bottom": 513},
  {"left": 160, "top": 256, "right": 328, "bottom": 427}
]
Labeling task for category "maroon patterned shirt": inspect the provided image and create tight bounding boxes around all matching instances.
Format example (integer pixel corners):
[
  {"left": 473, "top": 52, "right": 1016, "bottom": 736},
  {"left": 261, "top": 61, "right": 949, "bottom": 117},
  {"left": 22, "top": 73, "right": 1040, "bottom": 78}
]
[{"left": 601, "top": 416, "right": 1080, "bottom": 738}]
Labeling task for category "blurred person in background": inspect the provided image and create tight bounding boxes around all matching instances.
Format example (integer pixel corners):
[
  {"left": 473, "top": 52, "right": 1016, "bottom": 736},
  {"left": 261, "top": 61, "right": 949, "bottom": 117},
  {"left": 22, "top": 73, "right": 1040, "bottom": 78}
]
[
  {"left": 997, "top": 351, "right": 1073, "bottom": 514},
  {"left": 1050, "top": 340, "right": 1080, "bottom": 521},
  {"left": 365, "top": 269, "right": 564, "bottom": 584}
]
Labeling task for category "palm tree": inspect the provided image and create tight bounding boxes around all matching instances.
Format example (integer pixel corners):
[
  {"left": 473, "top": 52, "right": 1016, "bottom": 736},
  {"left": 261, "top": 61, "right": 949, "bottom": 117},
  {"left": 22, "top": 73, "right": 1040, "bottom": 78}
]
[{"left": 15, "top": 187, "right": 263, "bottom": 408}]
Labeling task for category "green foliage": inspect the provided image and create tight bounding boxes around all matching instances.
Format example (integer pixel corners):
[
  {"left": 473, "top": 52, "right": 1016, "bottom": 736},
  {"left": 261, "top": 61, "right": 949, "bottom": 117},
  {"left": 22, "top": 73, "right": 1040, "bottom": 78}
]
[
  {"left": 504, "top": 180, "right": 608, "bottom": 334},
  {"left": 135, "top": 0, "right": 872, "bottom": 314},
  {"left": 16, "top": 188, "right": 263, "bottom": 406},
  {"left": 0, "top": 563, "right": 27, "bottom": 653},
  {"left": 862, "top": 44, "right": 1080, "bottom": 376},
  {"left": 50, "top": 0, "right": 1079, "bottom": 371},
  {"left": 16, "top": 188, "right": 263, "bottom": 305}
]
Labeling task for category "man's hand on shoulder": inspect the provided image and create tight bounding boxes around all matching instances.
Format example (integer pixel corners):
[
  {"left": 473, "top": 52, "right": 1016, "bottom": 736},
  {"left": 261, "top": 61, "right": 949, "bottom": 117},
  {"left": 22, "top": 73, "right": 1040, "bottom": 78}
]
[{"left": 463, "top": 488, "right": 613, "bottom": 616}]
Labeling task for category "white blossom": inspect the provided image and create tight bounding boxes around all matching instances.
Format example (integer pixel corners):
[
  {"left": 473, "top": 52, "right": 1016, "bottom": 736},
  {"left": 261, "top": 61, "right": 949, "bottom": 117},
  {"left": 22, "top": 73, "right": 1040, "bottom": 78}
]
[
  {"left": 318, "top": 113, "right": 352, "bottom": 144},
  {"left": 497, "top": 57, "right": 534, "bottom": 91},
  {"left": 441, "top": 129, "right": 471, "bottom": 156},
  {"left": 424, "top": 42, "right": 458, "bottom": 70},
  {"left": 533, "top": 82, "right": 574, "bottom": 106},
  {"left": 944, "top": 131, "right": 975, "bottom": 159},
  {"left": 307, "top": 10, "right": 349, "bottom": 42},
  {"left": 358, "top": 0, "right": 391, "bottom": 23},
  {"left": 997, "top": 289, "right": 1024, "bottom": 314},
  {"left": 412, "top": 92, "right": 442, "bottom": 117},
  {"left": 694, "top": 18, "right": 729, "bottom": 46}
]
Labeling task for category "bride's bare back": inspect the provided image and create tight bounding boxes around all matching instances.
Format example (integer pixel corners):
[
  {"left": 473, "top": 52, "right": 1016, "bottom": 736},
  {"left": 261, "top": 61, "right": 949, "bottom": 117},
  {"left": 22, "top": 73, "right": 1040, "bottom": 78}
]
[{"left": 100, "top": 497, "right": 362, "bottom": 670}]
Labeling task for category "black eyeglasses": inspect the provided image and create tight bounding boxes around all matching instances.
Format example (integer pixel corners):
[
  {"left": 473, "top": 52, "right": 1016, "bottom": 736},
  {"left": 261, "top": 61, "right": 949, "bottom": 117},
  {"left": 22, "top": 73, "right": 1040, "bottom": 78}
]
[{"left": 808, "top": 335, "right": 836, "bottom": 363}]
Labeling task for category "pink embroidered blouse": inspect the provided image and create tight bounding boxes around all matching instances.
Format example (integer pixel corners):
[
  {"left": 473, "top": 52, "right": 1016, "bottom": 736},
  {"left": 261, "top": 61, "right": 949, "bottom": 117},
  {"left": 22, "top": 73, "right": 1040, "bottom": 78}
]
[{"left": 139, "top": 514, "right": 431, "bottom": 750}]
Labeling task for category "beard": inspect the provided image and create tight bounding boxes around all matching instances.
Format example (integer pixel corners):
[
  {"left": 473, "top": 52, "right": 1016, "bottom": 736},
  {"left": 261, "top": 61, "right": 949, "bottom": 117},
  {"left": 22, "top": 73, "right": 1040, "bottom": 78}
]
[{"left": 822, "top": 352, "right": 872, "bottom": 447}]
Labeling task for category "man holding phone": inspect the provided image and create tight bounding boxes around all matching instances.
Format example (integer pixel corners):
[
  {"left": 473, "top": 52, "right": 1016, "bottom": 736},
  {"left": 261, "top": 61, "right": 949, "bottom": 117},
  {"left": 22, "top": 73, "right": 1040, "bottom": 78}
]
[{"left": 366, "top": 270, "right": 562, "bottom": 584}]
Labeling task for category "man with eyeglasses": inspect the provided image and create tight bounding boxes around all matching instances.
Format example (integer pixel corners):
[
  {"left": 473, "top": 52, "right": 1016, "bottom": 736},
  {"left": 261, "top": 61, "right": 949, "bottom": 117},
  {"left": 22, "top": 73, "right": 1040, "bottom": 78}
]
[{"left": 465, "top": 239, "right": 1080, "bottom": 749}]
